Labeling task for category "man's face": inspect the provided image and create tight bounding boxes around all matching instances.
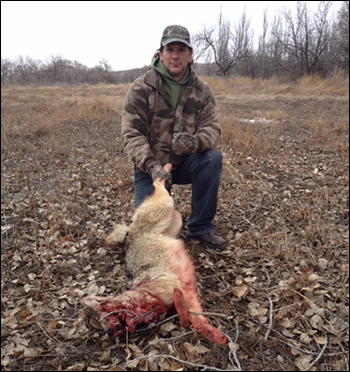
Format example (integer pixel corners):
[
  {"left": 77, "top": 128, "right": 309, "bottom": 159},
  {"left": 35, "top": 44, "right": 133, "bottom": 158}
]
[{"left": 159, "top": 42, "right": 192, "bottom": 81}]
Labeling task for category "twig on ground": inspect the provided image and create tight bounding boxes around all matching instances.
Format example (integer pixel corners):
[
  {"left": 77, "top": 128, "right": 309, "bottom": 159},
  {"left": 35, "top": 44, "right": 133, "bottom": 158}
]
[
  {"left": 226, "top": 333, "right": 242, "bottom": 371},
  {"left": 340, "top": 244, "right": 349, "bottom": 300},
  {"left": 264, "top": 297, "right": 273, "bottom": 340},
  {"left": 303, "top": 336, "right": 328, "bottom": 371},
  {"left": 188, "top": 310, "right": 230, "bottom": 318},
  {"left": 36, "top": 321, "right": 62, "bottom": 345}
]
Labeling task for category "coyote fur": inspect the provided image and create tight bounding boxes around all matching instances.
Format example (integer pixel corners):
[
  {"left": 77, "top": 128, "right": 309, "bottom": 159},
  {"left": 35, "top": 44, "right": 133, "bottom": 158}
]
[{"left": 84, "top": 163, "right": 227, "bottom": 346}]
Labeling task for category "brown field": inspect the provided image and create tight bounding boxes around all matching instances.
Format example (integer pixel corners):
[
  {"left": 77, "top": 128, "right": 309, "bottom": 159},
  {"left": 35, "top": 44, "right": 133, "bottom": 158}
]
[{"left": 1, "top": 74, "right": 349, "bottom": 371}]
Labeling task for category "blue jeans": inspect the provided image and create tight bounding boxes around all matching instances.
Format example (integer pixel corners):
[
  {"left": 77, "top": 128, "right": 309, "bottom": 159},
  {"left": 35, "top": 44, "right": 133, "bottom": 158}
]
[{"left": 134, "top": 149, "right": 222, "bottom": 236}]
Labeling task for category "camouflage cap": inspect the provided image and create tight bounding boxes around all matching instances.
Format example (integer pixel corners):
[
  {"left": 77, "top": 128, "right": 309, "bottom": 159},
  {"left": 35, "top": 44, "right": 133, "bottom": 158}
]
[{"left": 161, "top": 25, "right": 192, "bottom": 48}]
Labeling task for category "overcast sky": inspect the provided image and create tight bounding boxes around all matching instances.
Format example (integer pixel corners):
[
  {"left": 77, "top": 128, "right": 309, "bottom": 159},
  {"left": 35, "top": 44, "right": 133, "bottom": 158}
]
[{"left": 1, "top": 1, "right": 342, "bottom": 71}]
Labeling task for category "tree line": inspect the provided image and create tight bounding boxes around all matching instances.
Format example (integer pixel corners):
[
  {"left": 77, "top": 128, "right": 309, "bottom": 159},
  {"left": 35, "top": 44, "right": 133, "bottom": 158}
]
[
  {"left": 0, "top": 55, "right": 148, "bottom": 86},
  {"left": 1, "top": 1, "right": 348, "bottom": 85},
  {"left": 193, "top": 1, "right": 349, "bottom": 79}
]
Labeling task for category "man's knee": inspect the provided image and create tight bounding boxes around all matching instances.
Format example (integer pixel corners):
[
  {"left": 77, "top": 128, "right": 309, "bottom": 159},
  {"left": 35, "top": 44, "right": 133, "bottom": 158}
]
[
  {"left": 201, "top": 149, "right": 222, "bottom": 171},
  {"left": 186, "top": 150, "right": 222, "bottom": 184},
  {"left": 206, "top": 149, "right": 222, "bottom": 163}
]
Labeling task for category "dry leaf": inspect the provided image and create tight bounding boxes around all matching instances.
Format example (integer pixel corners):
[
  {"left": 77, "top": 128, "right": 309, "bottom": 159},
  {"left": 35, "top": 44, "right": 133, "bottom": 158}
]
[
  {"left": 300, "top": 332, "right": 312, "bottom": 344},
  {"left": 66, "top": 363, "right": 86, "bottom": 371},
  {"left": 232, "top": 285, "right": 250, "bottom": 298},
  {"left": 160, "top": 322, "right": 178, "bottom": 333},
  {"left": 279, "top": 318, "right": 293, "bottom": 328},
  {"left": 194, "top": 344, "right": 212, "bottom": 354},
  {"left": 294, "top": 355, "right": 314, "bottom": 370},
  {"left": 47, "top": 319, "right": 58, "bottom": 333},
  {"left": 24, "top": 347, "right": 43, "bottom": 358},
  {"left": 183, "top": 342, "right": 199, "bottom": 362}
]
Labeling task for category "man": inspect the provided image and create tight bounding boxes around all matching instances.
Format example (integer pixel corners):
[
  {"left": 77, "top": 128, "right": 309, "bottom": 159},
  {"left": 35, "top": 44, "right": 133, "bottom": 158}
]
[{"left": 121, "top": 25, "right": 227, "bottom": 250}]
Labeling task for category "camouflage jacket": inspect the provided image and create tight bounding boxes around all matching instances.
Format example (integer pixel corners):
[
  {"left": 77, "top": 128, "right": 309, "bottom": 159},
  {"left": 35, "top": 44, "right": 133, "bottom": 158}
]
[{"left": 121, "top": 69, "right": 221, "bottom": 172}]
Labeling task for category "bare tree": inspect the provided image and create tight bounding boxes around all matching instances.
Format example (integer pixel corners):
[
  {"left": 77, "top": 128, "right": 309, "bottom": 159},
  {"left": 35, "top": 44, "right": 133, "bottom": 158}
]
[
  {"left": 254, "top": 8, "right": 270, "bottom": 78},
  {"left": 194, "top": 8, "right": 253, "bottom": 78},
  {"left": 334, "top": 0, "right": 349, "bottom": 72},
  {"left": 13, "top": 55, "right": 40, "bottom": 84},
  {"left": 1, "top": 58, "right": 15, "bottom": 85},
  {"left": 97, "top": 58, "right": 112, "bottom": 71},
  {"left": 270, "top": 1, "right": 333, "bottom": 77},
  {"left": 44, "top": 55, "right": 68, "bottom": 84}
]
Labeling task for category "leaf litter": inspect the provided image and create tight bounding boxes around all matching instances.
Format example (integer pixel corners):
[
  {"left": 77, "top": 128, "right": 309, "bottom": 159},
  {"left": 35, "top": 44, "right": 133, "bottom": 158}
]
[{"left": 1, "top": 84, "right": 349, "bottom": 371}]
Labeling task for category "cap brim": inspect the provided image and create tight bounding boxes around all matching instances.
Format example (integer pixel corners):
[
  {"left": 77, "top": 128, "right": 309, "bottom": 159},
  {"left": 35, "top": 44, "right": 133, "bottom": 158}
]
[{"left": 162, "top": 38, "right": 192, "bottom": 48}]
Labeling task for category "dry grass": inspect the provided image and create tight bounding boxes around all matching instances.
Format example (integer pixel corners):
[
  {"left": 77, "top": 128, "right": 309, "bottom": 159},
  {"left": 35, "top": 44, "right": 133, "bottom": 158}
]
[{"left": 1, "top": 75, "right": 349, "bottom": 371}]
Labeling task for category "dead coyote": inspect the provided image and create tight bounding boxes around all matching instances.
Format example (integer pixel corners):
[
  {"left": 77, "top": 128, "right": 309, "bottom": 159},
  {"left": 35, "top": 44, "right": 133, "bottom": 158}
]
[{"left": 84, "top": 163, "right": 227, "bottom": 347}]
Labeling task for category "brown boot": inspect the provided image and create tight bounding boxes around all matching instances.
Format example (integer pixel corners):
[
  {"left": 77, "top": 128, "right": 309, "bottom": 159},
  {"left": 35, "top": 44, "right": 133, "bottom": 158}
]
[{"left": 187, "top": 232, "right": 228, "bottom": 250}]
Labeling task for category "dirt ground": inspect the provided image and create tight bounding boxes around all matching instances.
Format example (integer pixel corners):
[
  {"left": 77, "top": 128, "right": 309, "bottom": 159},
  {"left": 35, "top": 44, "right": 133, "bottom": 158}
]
[{"left": 1, "top": 82, "right": 349, "bottom": 371}]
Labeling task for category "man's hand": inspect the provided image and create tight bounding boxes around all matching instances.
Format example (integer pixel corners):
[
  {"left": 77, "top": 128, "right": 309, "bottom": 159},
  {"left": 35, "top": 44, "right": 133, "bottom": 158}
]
[
  {"left": 172, "top": 132, "right": 199, "bottom": 156},
  {"left": 146, "top": 161, "right": 172, "bottom": 189}
]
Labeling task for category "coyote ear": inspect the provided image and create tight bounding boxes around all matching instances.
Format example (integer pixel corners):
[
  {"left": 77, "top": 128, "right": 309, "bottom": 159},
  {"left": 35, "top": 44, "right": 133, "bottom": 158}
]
[{"left": 104, "top": 224, "right": 129, "bottom": 246}]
